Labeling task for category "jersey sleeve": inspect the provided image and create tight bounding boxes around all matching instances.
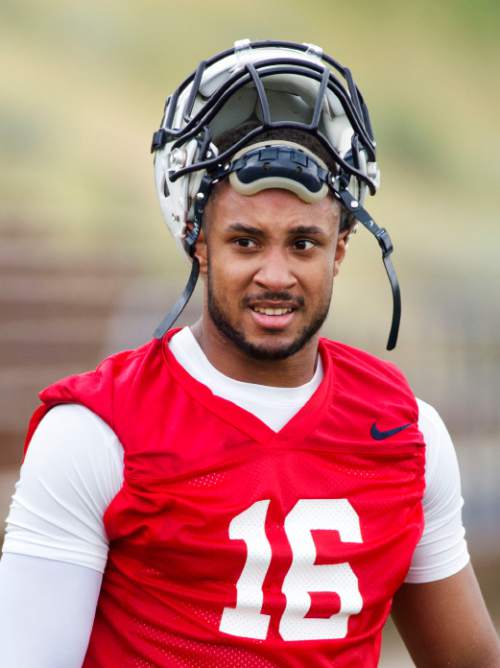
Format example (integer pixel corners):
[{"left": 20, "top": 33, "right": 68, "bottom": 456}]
[
  {"left": 2, "top": 404, "right": 124, "bottom": 573},
  {"left": 404, "top": 398, "right": 470, "bottom": 583}
]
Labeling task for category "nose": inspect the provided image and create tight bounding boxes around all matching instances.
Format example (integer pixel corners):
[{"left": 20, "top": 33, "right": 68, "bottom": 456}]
[{"left": 253, "top": 247, "right": 297, "bottom": 292}]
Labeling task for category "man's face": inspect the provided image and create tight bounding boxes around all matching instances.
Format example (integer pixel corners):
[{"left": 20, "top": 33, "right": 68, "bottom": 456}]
[{"left": 197, "top": 183, "right": 347, "bottom": 360}]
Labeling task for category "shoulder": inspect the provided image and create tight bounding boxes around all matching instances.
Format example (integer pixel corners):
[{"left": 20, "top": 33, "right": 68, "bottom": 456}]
[
  {"left": 44, "top": 338, "right": 162, "bottom": 395},
  {"left": 321, "top": 338, "right": 408, "bottom": 378},
  {"left": 24, "top": 338, "right": 165, "bottom": 452},
  {"left": 39, "top": 338, "right": 164, "bottom": 412},
  {"left": 320, "top": 338, "right": 415, "bottom": 397},
  {"left": 36, "top": 403, "right": 122, "bottom": 450},
  {"left": 24, "top": 405, "right": 123, "bottom": 487},
  {"left": 320, "top": 338, "right": 421, "bottom": 432},
  {"left": 5, "top": 403, "right": 124, "bottom": 572},
  {"left": 26, "top": 404, "right": 123, "bottom": 476}
]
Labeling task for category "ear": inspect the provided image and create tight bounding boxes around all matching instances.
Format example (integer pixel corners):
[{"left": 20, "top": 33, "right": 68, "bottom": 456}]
[
  {"left": 194, "top": 227, "right": 208, "bottom": 275},
  {"left": 334, "top": 226, "right": 354, "bottom": 277},
  {"left": 193, "top": 190, "right": 218, "bottom": 275}
]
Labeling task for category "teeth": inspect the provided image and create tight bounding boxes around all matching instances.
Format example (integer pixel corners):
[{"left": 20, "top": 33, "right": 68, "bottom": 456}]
[{"left": 253, "top": 307, "right": 293, "bottom": 316}]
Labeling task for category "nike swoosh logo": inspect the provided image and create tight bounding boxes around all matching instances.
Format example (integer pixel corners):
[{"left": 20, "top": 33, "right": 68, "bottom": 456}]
[{"left": 370, "top": 422, "right": 411, "bottom": 440}]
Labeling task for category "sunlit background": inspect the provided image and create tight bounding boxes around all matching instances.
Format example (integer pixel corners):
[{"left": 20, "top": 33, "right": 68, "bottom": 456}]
[{"left": 1, "top": 1, "right": 499, "bottom": 664}]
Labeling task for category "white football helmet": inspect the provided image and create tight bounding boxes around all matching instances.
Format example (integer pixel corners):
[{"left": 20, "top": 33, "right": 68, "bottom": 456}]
[
  {"left": 152, "top": 39, "right": 380, "bottom": 248},
  {"left": 151, "top": 39, "right": 400, "bottom": 349}
]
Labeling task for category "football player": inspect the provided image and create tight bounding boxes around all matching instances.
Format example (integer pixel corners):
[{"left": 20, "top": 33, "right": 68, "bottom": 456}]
[{"left": 1, "top": 40, "right": 499, "bottom": 667}]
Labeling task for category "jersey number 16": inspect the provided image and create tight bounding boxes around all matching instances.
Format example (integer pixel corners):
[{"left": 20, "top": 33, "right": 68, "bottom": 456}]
[{"left": 219, "top": 498, "right": 363, "bottom": 641}]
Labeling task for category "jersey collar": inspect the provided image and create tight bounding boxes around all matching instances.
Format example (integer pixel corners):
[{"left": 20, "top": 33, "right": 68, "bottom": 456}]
[{"left": 161, "top": 329, "right": 335, "bottom": 445}]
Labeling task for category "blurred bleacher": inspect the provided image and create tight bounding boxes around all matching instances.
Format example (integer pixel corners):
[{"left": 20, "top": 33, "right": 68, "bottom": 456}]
[
  {"left": 0, "top": 219, "right": 141, "bottom": 468},
  {"left": 0, "top": 218, "right": 202, "bottom": 508}
]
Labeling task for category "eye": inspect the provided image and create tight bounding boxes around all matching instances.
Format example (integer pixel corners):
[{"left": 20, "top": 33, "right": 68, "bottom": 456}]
[
  {"left": 234, "top": 238, "right": 257, "bottom": 249},
  {"left": 293, "top": 239, "right": 315, "bottom": 251}
]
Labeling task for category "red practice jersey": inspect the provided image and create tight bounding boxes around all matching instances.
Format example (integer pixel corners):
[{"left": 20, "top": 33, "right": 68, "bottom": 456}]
[{"left": 26, "top": 331, "right": 426, "bottom": 667}]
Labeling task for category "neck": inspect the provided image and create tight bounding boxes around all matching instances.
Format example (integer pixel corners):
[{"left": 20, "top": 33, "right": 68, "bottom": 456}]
[{"left": 190, "top": 315, "right": 319, "bottom": 387}]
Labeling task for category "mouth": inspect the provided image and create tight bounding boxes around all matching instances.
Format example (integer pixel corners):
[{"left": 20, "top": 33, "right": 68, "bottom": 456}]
[
  {"left": 248, "top": 302, "right": 298, "bottom": 330},
  {"left": 251, "top": 306, "right": 294, "bottom": 316}
]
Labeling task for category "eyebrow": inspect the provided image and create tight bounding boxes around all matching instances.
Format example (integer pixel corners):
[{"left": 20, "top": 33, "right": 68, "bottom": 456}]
[
  {"left": 227, "top": 223, "right": 263, "bottom": 236},
  {"left": 226, "top": 223, "right": 326, "bottom": 236},
  {"left": 289, "top": 225, "right": 325, "bottom": 236}
]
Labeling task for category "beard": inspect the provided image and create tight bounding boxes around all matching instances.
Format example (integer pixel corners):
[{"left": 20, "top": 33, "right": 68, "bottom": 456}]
[{"left": 207, "top": 271, "right": 332, "bottom": 361}]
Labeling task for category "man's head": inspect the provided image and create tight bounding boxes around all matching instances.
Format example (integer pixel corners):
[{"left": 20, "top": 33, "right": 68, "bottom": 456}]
[
  {"left": 150, "top": 40, "right": 400, "bottom": 351},
  {"left": 195, "top": 174, "right": 351, "bottom": 360}
]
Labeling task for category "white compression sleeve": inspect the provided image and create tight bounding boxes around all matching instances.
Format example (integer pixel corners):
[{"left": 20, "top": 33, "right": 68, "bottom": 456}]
[
  {"left": 3, "top": 404, "right": 123, "bottom": 572},
  {"left": 0, "top": 553, "right": 102, "bottom": 668},
  {"left": 405, "top": 399, "right": 470, "bottom": 583}
]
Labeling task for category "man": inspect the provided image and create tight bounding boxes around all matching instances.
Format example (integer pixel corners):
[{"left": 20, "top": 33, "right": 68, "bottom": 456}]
[{"left": 0, "top": 39, "right": 499, "bottom": 667}]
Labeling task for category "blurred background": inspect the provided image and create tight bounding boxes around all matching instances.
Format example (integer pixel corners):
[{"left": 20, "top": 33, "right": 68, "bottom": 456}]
[{"left": 1, "top": 0, "right": 499, "bottom": 663}]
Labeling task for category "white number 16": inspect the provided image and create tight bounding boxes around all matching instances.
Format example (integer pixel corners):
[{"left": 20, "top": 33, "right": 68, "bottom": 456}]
[{"left": 219, "top": 499, "right": 363, "bottom": 641}]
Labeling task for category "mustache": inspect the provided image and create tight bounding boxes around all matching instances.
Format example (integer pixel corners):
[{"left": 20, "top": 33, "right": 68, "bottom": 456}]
[{"left": 243, "top": 292, "right": 305, "bottom": 308}]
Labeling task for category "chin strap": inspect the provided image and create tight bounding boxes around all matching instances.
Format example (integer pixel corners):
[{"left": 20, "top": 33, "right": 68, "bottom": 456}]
[
  {"left": 153, "top": 174, "right": 215, "bottom": 339},
  {"left": 153, "top": 256, "right": 200, "bottom": 339},
  {"left": 336, "top": 189, "right": 401, "bottom": 350}
]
